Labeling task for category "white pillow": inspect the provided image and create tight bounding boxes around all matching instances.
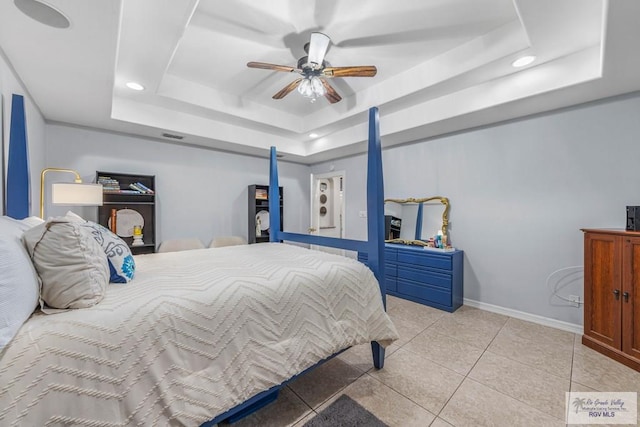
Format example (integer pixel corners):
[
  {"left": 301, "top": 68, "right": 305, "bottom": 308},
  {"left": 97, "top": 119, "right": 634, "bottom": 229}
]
[
  {"left": 22, "top": 218, "right": 109, "bottom": 310},
  {"left": 65, "top": 211, "right": 135, "bottom": 283},
  {"left": 0, "top": 216, "right": 40, "bottom": 351},
  {"left": 20, "top": 216, "right": 45, "bottom": 228}
]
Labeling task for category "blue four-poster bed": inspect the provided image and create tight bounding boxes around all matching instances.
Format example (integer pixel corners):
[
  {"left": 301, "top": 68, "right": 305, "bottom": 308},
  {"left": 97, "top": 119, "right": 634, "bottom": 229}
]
[
  {"left": 0, "top": 107, "right": 395, "bottom": 426},
  {"left": 204, "top": 106, "right": 388, "bottom": 425}
]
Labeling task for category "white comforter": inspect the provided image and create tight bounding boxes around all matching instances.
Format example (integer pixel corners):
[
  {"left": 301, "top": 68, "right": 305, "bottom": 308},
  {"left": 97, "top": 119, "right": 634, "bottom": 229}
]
[{"left": 0, "top": 243, "right": 397, "bottom": 426}]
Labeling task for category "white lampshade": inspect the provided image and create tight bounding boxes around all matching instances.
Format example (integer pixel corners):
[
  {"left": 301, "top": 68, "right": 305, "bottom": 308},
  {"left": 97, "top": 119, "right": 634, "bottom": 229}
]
[{"left": 51, "top": 183, "right": 103, "bottom": 206}]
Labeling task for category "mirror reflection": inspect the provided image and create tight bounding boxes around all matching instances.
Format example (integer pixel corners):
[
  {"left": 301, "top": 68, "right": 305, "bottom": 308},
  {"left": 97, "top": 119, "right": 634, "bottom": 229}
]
[{"left": 384, "top": 197, "right": 450, "bottom": 247}]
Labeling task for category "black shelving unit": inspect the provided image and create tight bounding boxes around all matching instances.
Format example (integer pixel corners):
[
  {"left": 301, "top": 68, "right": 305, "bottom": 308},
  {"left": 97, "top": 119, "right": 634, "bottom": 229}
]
[
  {"left": 248, "top": 184, "right": 283, "bottom": 244},
  {"left": 385, "top": 215, "right": 401, "bottom": 240},
  {"left": 96, "top": 171, "right": 156, "bottom": 255}
]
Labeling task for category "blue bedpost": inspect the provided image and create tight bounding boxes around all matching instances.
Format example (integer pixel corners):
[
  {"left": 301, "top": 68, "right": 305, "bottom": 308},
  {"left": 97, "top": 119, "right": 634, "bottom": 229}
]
[
  {"left": 366, "top": 107, "right": 386, "bottom": 369},
  {"left": 269, "top": 147, "right": 281, "bottom": 242},
  {"left": 6, "top": 94, "right": 30, "bottom": 219},
  {"left": 415, "top": 203, "right": 423, "bottom": 241}
]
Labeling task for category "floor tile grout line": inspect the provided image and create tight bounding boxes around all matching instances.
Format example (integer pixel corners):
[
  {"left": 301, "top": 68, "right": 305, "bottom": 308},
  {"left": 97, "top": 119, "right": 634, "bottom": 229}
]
[
  {"left": 285, "top": 384, "right": 315, "bottom": 414},
  {"left": 295, "top": 366, "right": 369, "bottom": 412},
  {"left": 481, "top": 315, "right": 575, "bottom": 382},
  {"left": 432, "top": 314, "right": 511, "bottom": 421},
  {"left": 462, "top": 377, "right": 569, "bottom": 422},
  {"left": 455, "top": 316, "right": 570, "bottom": 423},
  {"left": 362, "top": 371, "right": 440, "bottom": 420}
]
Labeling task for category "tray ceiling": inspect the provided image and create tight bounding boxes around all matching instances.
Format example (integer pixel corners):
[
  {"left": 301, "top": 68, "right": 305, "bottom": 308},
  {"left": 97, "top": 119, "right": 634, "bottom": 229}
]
[{"left": 0, "top": 0, "right": 639, "bottom": 163}]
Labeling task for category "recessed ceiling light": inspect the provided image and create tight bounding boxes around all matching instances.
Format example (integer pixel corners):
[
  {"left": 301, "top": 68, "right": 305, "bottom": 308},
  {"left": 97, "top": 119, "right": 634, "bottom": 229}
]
[
  {"left": 14, "top": 0, "right": 70, "bottom": 29},
  {"left": 126, "top": 82, "right": 145, "bottom": 91},
  {"left": 309, "top": 133, "right": 319, "bottom": 138},
  {"left": 512, "top": 55, "right": 536, "bottom": 68}
]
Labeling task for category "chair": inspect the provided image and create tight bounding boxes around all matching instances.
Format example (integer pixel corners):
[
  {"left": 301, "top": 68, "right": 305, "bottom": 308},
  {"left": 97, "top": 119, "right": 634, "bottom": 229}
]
[
  {"left": 157, "top": 238, "right": 205, "bottom": 253},
  {"left": 209, "top": 236, "right": 247, "bottom": 248}
]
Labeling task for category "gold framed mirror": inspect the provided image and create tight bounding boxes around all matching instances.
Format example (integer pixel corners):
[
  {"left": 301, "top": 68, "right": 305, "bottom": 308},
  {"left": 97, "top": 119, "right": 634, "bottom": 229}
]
[{"left": 383, "top": 196, "right": 449, "bottom": 246}]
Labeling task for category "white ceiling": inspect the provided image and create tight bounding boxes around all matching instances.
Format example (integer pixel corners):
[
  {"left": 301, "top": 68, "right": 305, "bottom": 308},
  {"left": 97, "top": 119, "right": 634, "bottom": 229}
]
[{"left": 0, "top": 0, "right": 639, "bottom": 164}]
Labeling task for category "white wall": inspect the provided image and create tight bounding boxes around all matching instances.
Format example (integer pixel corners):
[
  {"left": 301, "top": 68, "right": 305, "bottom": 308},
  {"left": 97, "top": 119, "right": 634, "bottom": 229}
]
[
  {"left": 0, "top": 49, "right": 46, "bottom": 216},
  {"left": 45, "top": 124, "right": 311, "bottom": 247},
  {"left": 312, "top": 92, "right": 640, "bottom": 326}
]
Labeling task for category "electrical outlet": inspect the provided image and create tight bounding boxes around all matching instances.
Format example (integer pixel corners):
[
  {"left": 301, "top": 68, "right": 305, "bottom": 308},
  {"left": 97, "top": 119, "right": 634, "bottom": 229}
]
[
  {"left": 569, "top": 295, "right": 582, "bottom": 307},
  {"left": 358, "top": 211, "right": 367, "bottom": 218}
]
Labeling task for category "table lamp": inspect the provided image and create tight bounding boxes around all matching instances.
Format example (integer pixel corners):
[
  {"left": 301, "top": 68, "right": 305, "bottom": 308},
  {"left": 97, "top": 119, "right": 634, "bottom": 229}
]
[{"left": 40, "top": 168, "right": 103, "bottom": 218}]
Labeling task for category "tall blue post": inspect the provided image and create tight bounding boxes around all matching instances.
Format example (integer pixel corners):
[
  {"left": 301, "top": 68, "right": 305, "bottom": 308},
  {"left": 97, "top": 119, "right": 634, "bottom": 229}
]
[
  {"left": 269, "top": 147, "right": 281, "bottom": 242},
  {"left": 366, "top": 107, "right": 386, "bottom": 369},
  {"left": 6, "top": 94, "right": 29, "bottom": 219},
  {"left": 415, "top": 203, "right": 424, "bottom": 241}
]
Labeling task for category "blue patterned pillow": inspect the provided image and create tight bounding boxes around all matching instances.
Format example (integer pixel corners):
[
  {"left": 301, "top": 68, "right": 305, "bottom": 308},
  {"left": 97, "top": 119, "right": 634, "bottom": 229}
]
[
  {"left": 82, "top": 221, "right": 135, "bottom": 283},
  {"left": 64, "top": 212, "right": 135, "bottom": 283}
]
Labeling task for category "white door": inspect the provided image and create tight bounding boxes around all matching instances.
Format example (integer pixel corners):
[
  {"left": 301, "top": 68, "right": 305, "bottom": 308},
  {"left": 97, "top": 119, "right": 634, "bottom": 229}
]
[{"left": 310, "top": 171, "right": 345, "bottom": 255}]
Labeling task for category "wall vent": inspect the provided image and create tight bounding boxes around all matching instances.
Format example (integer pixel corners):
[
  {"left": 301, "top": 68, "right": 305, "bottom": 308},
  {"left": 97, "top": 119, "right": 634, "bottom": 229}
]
[{"left": 161, "top": 132, "right": 184, "bottom": 140}]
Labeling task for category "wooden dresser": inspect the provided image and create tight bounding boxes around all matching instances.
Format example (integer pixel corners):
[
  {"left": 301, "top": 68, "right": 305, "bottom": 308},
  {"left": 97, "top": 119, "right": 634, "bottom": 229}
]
[
  {"left": 359, "top": 243, "right": 463, "bottom": 312},
  {"left": 582, "top": 228, "right": 640, "bottom": 372}
]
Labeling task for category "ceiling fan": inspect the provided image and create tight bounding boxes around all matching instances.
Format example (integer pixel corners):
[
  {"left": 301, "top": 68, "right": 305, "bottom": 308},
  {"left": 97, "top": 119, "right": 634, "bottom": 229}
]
[{"left": 247, "top": 32, "right": 377, "bottom": 104}]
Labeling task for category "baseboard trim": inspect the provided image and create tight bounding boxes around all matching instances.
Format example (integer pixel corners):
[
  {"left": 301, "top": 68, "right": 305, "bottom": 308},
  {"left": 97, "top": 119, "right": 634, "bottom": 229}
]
[{"left": 463, "top": 298, "right": 583, "bottom": 335}]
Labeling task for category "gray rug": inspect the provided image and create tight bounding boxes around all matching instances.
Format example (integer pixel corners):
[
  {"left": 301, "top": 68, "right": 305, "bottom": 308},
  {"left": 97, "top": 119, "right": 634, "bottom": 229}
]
[{"left": 303, "top": 394, "right": 389, "bottom": 427}]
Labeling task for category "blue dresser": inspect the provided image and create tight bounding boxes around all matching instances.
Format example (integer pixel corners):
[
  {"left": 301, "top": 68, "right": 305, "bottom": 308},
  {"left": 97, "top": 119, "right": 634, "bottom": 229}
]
[{"left": 359, "top": 243, "right": 463, "bottom": 312}]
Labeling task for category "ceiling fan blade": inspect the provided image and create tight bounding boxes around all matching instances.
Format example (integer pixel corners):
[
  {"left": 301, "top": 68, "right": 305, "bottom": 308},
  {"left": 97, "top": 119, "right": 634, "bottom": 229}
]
[
  {"left": 247, "top": 62, "right": 300, "bottom": 73},
  {"left": 323, "top": 66, "right": 377, "bottom": 78},
  {"left": 272, "top": 78, "right": 303, "bottom": 99},
  {"left": 321, "top": 79, "right": 342, "bottom": 104},
  {"left": 307, "top": 32, "right": 331, "bottom": 67}
]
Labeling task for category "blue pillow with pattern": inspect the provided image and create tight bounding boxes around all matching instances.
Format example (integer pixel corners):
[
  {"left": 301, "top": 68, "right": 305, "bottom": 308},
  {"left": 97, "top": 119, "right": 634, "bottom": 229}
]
[
  {"left": 82, "top": 221, "right": 135, "bottom": 283},
  {"left": 64, "top": 212, "right": 135, "bottom": 283}
]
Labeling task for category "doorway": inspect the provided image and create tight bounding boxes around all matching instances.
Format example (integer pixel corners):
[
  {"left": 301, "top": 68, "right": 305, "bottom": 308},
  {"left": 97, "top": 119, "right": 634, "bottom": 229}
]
[{"left": 310, "top": 171, "right": 345, "bottom": 255}]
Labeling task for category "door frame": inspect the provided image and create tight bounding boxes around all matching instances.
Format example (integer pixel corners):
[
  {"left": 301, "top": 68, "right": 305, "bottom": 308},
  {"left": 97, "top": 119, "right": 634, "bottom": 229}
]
[{"left": 310, "top": 170, "right": 346, "bottom": 252}]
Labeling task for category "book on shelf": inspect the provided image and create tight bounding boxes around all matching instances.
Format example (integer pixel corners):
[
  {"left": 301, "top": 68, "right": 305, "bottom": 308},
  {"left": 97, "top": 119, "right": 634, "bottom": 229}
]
[
  {"left": 134, "top": 182, "right": 154, "bottom": 194},
  {"left": 128, "top": 183, "right": 146, "bottom": 193},
  {"left": 128, "top": 182, "right": 154, "bottom": 194},
  {"left": 98, "top": 176, "right": 121, "bottom": 191},
  {"left": 103, "top": 189, "right": 143, "bottom": 194}
]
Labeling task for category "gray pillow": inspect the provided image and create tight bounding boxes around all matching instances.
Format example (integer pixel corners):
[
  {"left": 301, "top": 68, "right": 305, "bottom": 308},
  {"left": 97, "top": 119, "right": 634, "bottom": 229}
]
[{"left": 22, "top": 218, "right": 109, "bottom": 310}]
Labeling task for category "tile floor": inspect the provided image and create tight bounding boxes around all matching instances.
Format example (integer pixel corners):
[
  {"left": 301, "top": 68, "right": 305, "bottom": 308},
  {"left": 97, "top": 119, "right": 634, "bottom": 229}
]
[{"left": 229, "top": 296, "right": 640, "bottom": 427}]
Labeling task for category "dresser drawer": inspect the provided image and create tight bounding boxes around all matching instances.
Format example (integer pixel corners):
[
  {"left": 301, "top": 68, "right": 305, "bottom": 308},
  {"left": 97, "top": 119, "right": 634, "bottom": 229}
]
[
  {"left": 385, "top": 263, "right": 397, "bottom": 277},
  {"left": 398, "top": 265, "right": 451, "bottom": 289},
  {"left": 397, "top": 250, "right": 452, "bottom": 270},
  {"left": 385, "top": 248, "right": 397, "bottom": 261},
  {"left": 358, "top": 248, "right": 397, "bottom": 263},
  {"left": 397, "top": 278, "right": 452, "bottom": 307},
  {"left": 385, "top": 276, "right": 397, "bottom": 292}
]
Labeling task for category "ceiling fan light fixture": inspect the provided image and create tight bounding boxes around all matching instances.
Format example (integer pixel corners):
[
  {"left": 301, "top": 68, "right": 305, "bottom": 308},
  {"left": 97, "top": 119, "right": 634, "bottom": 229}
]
[
  {"left": 297, "top": 76, "right": 326, "bottom": 99},
  {"left": 297, "top": 78, "right": 313, "bottom": 98},
  {"left": 310, "top": 76, "right": 326, "bottom": 96}
]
